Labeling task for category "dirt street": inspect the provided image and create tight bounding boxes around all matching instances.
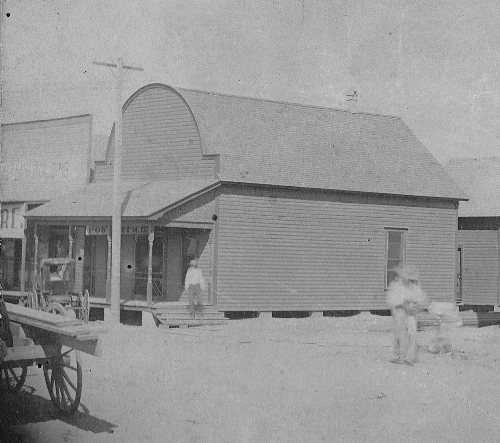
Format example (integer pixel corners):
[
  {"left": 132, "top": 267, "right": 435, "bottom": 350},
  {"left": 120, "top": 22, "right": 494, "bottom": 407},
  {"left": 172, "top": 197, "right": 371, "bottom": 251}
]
[{"left": 2, "top": 313, "right": 500, "bottom": 442}]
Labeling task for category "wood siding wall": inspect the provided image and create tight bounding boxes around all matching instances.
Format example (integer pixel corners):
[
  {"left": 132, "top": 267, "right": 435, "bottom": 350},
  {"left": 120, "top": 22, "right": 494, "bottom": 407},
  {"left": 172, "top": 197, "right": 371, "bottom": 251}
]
[
  {"left": 457, "top": 230, "right": 498, "bottom": 305},
  {"left": 215, "top": 189, "right": 457, "bottom": 311},
  {"left": 93, "top": 85, "right": 215, "bottom": 182}
]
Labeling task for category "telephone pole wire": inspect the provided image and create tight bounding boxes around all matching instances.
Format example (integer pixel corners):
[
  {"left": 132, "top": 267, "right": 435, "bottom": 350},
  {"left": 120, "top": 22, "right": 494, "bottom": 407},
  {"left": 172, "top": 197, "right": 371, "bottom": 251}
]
[{"left": 92, "top": 58, "right": 143, "bottom": 325}]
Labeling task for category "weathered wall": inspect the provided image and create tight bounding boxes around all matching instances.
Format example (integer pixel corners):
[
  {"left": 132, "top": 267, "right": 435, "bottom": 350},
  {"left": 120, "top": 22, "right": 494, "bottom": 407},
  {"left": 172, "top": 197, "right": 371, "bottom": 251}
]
[
  {"left": 457, "top": 230, "right": 498, "bottom": 306},
  {"left": 215, "top": 187, "right": 458, "bottom": 311},
  {"left": 1, "top": 115, "right": 92, "bottom": 202}
]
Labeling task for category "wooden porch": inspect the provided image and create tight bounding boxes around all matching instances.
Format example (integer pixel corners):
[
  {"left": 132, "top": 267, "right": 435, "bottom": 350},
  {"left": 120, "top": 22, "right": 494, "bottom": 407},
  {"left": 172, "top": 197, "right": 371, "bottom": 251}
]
[{"left": 89, "top": 297, "right": 227, "bottom": 328}]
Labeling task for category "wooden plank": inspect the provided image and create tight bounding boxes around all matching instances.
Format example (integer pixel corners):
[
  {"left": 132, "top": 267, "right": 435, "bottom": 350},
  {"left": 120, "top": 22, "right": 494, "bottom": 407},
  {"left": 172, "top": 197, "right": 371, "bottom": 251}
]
[
  {"left": 2, "top": 345, "right": 47, "bottom": 363},
  {"left": 158, "top": 319, "right": 227, "bottom": 328},
  {"left": 459, "top": 311, "right": 500, "bottom": 327},
  {"left": 59, "top": 334, "right": 102, "bottom": 357},
  {"left": 6, "top": 302, "right": 83, "bottom": 327},
  {"left": 8, "top": 316, "right": 88, "bottom": 338},
  {"left": 18, "top": 324, "right": 102, "bottom": 357}
]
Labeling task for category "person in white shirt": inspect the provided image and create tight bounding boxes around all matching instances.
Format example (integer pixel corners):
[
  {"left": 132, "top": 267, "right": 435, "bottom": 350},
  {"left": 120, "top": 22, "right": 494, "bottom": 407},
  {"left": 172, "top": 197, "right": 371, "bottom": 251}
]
[
  {"left": 386, "top": 264, "right": 428, "bottom": 366},
  {"left": 185, "top": 259, "right": 206, "bottom": 319}
]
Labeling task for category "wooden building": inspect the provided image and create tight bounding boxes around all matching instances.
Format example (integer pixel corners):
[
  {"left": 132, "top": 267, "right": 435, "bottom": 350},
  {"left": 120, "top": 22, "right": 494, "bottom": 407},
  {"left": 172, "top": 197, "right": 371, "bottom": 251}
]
[
  {"left": 25, "top": 84, "right": 465, "bottom": 316},
  {"left": 446, "top": 157, "right": 500, "bottom": 310},
  {"left": 0, "top": 115, "right": 92, "bottom": 297}
]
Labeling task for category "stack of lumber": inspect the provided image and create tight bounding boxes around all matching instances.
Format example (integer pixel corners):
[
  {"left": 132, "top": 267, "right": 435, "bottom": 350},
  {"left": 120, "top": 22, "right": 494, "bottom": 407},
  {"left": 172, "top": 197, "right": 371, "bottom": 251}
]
[
  {"left": 153, "top": 302, "right": 227, "bottom": 328},
  {"left": 418, "top": 302, "right": 463, "bottom": 329},
  {"left": 459, "top": 311, "right": 500, "bottom": 328},
  {"left": 417, "top": 312, "right": 443, "bottom": 329},
  {"left": 418, "top": 309, "right": 500, "bottom": 328},
  {"left": 5, "top": 302, "right": 101, "bottom": 356}
]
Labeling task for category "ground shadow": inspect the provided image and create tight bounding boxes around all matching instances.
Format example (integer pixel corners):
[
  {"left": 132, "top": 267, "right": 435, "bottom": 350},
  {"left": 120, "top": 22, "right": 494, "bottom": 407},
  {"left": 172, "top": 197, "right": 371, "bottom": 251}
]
[
  {"left": 0, "top": 385, "right": 117, "bottom": 439},
  {"left": 323, "top": 310, "right": 361, "bottom": 317}
]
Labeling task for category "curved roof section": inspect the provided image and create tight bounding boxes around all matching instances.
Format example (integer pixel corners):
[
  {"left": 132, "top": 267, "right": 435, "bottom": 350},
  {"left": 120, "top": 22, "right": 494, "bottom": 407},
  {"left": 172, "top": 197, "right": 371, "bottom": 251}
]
[{"left": 177, "top": 88, "right": 465, "bottom": 200}]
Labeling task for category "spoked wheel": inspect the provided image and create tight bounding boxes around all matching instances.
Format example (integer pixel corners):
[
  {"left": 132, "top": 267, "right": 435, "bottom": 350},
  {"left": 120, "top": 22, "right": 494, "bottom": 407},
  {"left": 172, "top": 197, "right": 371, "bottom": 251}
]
[
  {"left": 43, "top": 347, "right": 82, "bottom": 415},
  {"left": 0, "top": 366, "right": 27, "bottom": 392}
]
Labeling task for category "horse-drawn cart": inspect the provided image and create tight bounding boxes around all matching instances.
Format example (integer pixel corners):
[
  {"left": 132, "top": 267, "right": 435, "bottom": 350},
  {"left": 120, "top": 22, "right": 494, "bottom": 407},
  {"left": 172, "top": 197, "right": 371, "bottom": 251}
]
[
  {"left": 0, "top": 301, "right": 101, "bottom": 415},
  {"left": 26, "top": 257, "right": 90, "bottom": 323}
]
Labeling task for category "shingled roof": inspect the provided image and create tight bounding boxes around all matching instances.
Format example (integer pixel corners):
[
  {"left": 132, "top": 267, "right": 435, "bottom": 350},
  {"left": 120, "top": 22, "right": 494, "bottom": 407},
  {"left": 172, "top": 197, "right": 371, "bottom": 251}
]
[
  {"left": 178, "top": 88, "right": 465, "bottom": 200},
  {"left": 26, "top": 179, "right": 218, "bottom": 219}
]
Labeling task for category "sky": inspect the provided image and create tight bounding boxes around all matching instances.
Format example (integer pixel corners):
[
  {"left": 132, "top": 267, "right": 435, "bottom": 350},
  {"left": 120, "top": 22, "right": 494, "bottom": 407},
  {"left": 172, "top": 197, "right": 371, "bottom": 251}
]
[{"left": 2, "top": 0, "right": 500, "bottom": 163}]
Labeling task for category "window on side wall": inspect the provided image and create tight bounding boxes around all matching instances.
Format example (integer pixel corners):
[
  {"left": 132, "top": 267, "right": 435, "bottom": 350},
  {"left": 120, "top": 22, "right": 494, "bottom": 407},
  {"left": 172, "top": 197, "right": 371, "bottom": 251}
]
[{"left": 385, "top": 228, "right": 406, "bottom": 288}]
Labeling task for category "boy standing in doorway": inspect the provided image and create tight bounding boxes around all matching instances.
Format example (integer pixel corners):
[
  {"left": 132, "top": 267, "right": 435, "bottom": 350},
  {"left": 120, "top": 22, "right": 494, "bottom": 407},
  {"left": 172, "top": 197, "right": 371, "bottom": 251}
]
[{"left": 185, "top": 259, "right": 206, "bottom": 319}]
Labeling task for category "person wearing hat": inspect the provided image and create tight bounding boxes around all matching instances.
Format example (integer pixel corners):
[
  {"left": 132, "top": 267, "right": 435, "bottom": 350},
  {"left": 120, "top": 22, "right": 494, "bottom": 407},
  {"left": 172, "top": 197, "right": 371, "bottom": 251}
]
[
  {"left": 184, "top": 259, "right": 207, "bottom": 319},
  {"left": 386, "top": 264, "right": 428, "bottom": 366}
]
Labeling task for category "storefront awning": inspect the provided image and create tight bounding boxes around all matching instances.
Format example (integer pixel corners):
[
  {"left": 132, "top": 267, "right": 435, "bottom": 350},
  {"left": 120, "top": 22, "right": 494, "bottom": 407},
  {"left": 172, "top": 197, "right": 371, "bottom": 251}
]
[{"left": 25, "top": 179, "right": 220, "bottom": 220}]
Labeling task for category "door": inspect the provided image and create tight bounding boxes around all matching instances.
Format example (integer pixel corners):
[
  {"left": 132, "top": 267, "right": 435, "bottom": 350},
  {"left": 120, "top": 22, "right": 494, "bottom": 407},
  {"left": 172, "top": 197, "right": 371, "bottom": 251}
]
[{"left": 456, "top": 246, "right": 463, "bottom": 305}]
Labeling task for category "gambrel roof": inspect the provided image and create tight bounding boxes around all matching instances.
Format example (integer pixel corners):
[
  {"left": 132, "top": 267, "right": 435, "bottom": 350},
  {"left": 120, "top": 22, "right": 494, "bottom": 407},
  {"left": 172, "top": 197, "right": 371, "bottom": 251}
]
[{"left": 27, "top": 85, "right": 467, "bottom": 221}]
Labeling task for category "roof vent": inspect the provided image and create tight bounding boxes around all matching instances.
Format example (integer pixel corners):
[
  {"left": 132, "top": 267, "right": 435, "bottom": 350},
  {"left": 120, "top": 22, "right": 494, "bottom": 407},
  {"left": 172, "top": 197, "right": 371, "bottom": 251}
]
[{"left": 345, "top": 89, "right": 358, "bottom": 113}]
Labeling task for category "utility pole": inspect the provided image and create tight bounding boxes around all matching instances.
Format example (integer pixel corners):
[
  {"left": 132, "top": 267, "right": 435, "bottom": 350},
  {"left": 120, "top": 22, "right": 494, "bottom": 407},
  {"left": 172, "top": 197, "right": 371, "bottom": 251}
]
[
  {"left": 0, "top": 0, "right": 4, "bottom": 236},
  {"left": 92, "top": 58, "right": 143, "bottom": 325},
  {"left": 0, "top": 0, "right": 4, "bottom": 163}
]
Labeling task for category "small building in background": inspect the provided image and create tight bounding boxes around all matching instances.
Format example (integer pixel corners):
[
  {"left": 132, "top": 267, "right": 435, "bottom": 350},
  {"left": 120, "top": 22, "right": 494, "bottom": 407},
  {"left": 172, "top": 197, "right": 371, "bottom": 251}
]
[
  {"left": 0, "top": 115, "right": 92, "bottom": 297},
  {"left": 25, "top": 84, "right": 465, "bottom": 317},
  {"left": 446, "top": 157, "right": 500, "bottom": 311}
]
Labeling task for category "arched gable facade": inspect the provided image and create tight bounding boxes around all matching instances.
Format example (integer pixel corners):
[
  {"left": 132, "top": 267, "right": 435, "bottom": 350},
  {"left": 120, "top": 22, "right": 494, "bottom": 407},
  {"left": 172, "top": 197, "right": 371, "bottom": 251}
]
[{"left": 94, "top": 84, "right": 217, "bottom": 181}]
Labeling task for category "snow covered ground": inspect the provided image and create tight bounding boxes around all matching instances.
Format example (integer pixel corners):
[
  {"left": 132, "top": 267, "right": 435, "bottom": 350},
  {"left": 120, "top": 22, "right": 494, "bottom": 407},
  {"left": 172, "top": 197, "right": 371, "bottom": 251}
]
[{"left": 3, "top": 312, "right": 500, "bottom": 442}]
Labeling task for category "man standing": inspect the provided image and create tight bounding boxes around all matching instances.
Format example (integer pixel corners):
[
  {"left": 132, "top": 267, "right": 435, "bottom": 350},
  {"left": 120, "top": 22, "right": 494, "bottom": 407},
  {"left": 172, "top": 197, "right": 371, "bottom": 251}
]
[
  {"left": 386, "top": 264, "right": 428, "bottom": 366},
  {"left": 184, "top": 259, "right": 206, "bottom": 319}
]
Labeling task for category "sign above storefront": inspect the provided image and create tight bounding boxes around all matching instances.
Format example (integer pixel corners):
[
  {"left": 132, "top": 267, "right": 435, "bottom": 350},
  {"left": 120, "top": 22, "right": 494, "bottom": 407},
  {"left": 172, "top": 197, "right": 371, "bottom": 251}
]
[
  {"left": 0, "top": 203, "right": 25, "bottom": 238},
  {"left": 86, "top": 225, "right": 150, "bottom": 236}
]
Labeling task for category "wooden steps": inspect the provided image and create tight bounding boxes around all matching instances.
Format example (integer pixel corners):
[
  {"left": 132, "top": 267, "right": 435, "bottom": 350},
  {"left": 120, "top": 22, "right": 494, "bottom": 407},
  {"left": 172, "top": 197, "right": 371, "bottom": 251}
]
[{"left": 153, "top": 303, "right": 227, "bottom": 328}]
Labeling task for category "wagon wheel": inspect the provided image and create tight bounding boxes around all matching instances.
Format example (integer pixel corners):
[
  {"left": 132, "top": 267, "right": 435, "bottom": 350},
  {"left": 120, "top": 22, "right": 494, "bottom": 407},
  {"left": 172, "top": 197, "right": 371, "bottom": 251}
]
[
  {"left": 43, "top": 347, "right": 82, "bottom": 415},
  {"left": 44, "top": 302, "right": 69, "bottom": 317},
  {"left": 0, "top": 366, "right": 27, "bottom": 392}
]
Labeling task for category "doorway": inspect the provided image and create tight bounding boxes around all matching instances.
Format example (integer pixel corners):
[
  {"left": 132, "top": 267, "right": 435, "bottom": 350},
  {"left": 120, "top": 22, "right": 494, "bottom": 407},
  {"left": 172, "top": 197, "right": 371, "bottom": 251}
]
[{"left": 456, "top": 246, "right": 463, "bottom": 305}]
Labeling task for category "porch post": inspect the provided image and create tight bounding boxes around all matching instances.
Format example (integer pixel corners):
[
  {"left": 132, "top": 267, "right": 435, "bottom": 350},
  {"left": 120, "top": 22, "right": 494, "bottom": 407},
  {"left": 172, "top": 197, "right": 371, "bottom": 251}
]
[
  {"left": 162, "top": 237, "right": 168, "bottom": 298},
  {"left": 106, "top": 234, "right": 112, "bottom": 302},
  {"left": 20, "top": 203, "right": 27, "bottom": 292},
  {"left": 33, "top": 224, "right": 39, "bottom": 288},
  {"left": 208, "top": 230, "right": 213, "bottom": 305},
  {"left": 146, "top": 227, "right": 154, "bottom": 306},
  {"left": 68, "top": 225, "right": 74, "bottom": 258},
  {"left": 20, "top": 233, "right": 27, "bottom": 293}
]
